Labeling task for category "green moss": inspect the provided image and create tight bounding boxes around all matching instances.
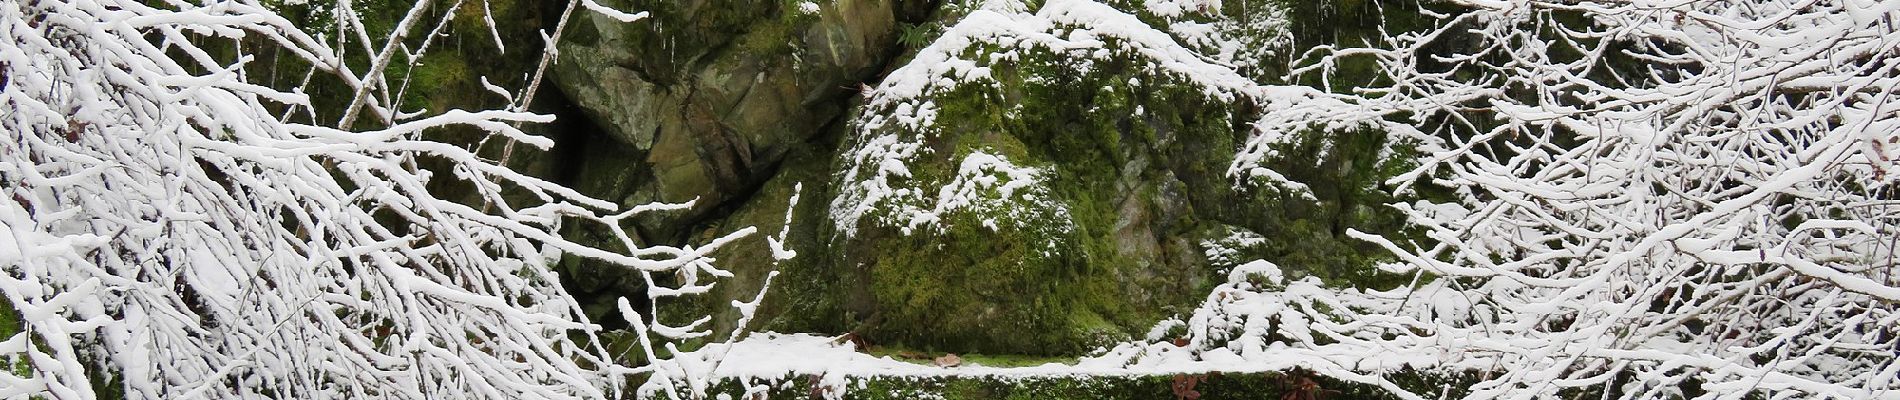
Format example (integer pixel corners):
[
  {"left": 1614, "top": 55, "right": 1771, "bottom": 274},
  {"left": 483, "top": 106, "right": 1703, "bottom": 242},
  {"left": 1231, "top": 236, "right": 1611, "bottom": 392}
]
[
  {"left": 862, "top": 206, "right": 1092, "bottom": 354},
  {"left": 842, "top": 84, "right": 1117, "bottom": 354},
  {"left": 572, "top": 0, "right": 780, "bottom": 85},
  {"left": 840, "top": 39, "right": 1266, "bottom": 354},
  {"left": 690, "top": 370, "right": 1461, "bottom": 400},
  {"left": 596, "top": 0, "right": 1445, "bottom": 359},
  {"left": 1222, "top": 127, "right": 1421, "bottom": 289},
  {"left": 732, "top": 0, "right": 820, "bottom": 58},
  {"left": 400, "top": 52, "right": 476, "bottom": 113},
  {"left": 1, "top": 297, "right": 27, "bottom": 379},
  {"left": 1270, "top": 0, "right": 1436, "bottom": 91},
  {"left": 862, "top": 346, "right": 1076, "bottom": 367}
]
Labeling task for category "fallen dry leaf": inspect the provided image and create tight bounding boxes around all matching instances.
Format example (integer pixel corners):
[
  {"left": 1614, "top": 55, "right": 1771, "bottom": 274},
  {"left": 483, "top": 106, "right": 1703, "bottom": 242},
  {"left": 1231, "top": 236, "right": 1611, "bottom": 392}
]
[{"left": 932, "top": 353, "right": 962, "bottom": 368}]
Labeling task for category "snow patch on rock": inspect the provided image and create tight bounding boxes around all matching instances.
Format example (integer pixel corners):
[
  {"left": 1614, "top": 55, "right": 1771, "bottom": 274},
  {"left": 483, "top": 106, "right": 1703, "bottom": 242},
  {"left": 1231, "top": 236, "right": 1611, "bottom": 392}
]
[{"left": 831, "top": 146, "right": 1073, "bottom": 241}]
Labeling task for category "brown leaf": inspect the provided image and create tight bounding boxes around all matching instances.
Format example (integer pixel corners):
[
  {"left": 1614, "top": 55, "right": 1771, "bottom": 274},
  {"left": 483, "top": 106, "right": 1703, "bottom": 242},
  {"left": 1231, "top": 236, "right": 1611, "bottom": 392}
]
[{"left": 931, "top": 353, "right": 961, "bottom": 368}]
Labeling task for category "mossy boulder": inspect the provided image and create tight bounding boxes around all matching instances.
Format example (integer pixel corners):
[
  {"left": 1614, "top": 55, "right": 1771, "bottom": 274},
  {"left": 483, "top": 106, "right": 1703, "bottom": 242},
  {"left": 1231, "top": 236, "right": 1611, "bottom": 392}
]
[
  {"left": 807, "top": 0, "right": 1427, "bottom": 355},
  {"left": 823, "top": 15, "right": 1271, "bottom": 353}
]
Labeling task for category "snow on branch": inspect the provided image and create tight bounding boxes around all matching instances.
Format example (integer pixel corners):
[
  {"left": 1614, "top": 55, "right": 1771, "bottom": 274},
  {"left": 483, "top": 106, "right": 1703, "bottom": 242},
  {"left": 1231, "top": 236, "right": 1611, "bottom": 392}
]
[
  {"left": 580, "top": 0, "right": 649, "bottom": 23},
  {"left": 0, "top": 1, "right": 764, "bottom": 399},
  {"left": 1134, "top": 0, "right": 1900, "bottom": 398}
]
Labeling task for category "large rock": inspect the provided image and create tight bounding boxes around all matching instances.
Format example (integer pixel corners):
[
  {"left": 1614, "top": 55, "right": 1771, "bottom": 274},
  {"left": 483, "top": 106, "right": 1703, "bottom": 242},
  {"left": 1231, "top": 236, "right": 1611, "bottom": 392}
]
[
  {"left": 814, "top": 0, "right": 1250, "bottom": 354},
  {"left": 552, "top": 0, "right": 903, "bottom": 241},
  {"left": 807, "top": 0, "right": 1424, "bottom": 355},
  {"left": 549, "top": 0, "right": 913, "bottom": 325}
]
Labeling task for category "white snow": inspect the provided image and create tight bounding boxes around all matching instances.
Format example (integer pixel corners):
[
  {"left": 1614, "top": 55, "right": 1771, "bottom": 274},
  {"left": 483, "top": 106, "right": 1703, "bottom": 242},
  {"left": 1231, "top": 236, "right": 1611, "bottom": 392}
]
[
  {"left": 11, "top": 0, "right": 1899, "bottom": 398},
  {"left": 681, "top": 261, "right": 1427, "bottom": 400},
  {"left": 581, "top": 0, "right": 649, "bottom": 23},
  {"left": 830, "top": 145, "right": 1073, "bottom": 241},
  {"left": 833, "top": 0, "right": 1317, "bottom": 238},
  {"left": 0, "top": 1, "right": 740, "bottom": 399},
  {"left": 1198, "top": 227, "right": 1265, "bottom": 270}
]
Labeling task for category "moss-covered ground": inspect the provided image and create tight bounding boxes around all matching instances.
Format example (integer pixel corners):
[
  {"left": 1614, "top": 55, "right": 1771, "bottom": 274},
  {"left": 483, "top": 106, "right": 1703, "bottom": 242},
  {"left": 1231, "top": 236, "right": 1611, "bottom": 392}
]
[{"left": 691, "top": 370, "right": 1451, "bottom": 400}]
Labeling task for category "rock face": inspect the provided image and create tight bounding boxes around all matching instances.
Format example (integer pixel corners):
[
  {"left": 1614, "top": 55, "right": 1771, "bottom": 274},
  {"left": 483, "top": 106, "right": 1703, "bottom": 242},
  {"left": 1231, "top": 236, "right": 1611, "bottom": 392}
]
[
  {"left": 553, "top": 0, "right": 901, "bottom": 239},
  {"left": 548, "top": 0, "right": 912, "bottom": 323},
  {"left": 546, "top": 0, "right": 1420, "bottom": 355}
]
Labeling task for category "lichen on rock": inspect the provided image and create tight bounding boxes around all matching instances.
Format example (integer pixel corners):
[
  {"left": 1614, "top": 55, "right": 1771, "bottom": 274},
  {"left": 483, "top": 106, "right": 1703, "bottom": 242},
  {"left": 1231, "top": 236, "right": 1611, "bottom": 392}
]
[{"left": 822, "top": 0, "right": 1315, "bottom": 355}]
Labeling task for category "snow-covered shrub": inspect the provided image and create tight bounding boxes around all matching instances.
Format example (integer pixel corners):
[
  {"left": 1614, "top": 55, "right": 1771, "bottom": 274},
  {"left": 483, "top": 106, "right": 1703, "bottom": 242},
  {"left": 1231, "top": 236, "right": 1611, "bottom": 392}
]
[
  {"left": 1357, "top": 0, "right": 1900, "bottom": 396},
  {"left": 0, "top": 0, "right": 772, "bottom": 399},
  {"left": 1113, "top": 0, "right": 1900, "bottom": 398}
]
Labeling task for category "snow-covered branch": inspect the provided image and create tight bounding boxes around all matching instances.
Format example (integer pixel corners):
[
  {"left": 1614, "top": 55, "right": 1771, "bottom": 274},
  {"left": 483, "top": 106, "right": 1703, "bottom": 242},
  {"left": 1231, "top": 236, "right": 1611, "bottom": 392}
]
[
  {"left": 0, "top": 0, "right": 767, "bottom": 399},
  {"left": 1149, "top": 0, "right": 1900, "bottom": 398}
]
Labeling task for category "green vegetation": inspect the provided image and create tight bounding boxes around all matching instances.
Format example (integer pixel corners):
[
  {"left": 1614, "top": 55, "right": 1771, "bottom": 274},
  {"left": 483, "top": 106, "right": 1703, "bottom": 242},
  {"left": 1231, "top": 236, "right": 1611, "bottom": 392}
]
[
  {"left": 1, "top": 297, "right": 29, "bottom": 379},
  {"left": 825, "top": 0, "right": 1438, "bottom": 348},
  {"left": 861, "top": 346, "right": 1076, "bottom": 367},
  {"left": 692, "top": 370, "right": 1443, "bottom": 400}
]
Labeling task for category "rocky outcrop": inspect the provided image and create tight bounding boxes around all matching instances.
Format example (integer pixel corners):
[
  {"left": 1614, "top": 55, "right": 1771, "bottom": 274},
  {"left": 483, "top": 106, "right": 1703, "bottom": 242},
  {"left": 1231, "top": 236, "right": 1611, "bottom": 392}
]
[
  {"left": 552, "top": 0, "right": 905, "bottom": 240},
  {"left": 545, "top": 0, "right": 1422, "bottom": 355},
  {"left": 548, "top": 0, "right": 918, "bottom": 324}
]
